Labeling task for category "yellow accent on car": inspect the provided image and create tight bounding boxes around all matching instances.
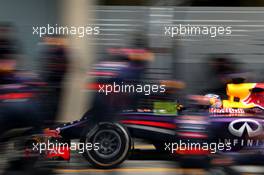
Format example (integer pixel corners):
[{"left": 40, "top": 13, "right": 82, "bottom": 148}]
[{"left": 222, "top": 83, "right": 256, "bottom": 108}]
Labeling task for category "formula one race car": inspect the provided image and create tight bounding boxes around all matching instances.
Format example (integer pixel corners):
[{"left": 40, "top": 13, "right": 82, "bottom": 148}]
[
  {"left": 24, "top": 81, "right": 264, "bottom": 168},
  {"left": 178, "top": 82, "right": 264, "bottom": 167}
]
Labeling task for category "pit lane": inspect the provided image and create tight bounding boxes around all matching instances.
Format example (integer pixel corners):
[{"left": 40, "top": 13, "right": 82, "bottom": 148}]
[
  {"left": 1, "top": 142, "right": 264, "bottom": 175},
  {"left": 44, "top": 143, "right": 264, "bottom": 175}
]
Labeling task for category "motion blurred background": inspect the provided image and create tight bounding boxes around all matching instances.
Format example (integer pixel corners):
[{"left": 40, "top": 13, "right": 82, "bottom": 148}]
[
  {"left": 1, "top": 0, "right": 264, "bottom": 121},
  {"left": 0, "top": 0, "right": 264, "bottom": 175}
]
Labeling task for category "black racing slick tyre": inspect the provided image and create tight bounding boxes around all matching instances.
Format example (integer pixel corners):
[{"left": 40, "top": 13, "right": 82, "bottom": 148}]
[{"left": 81, "top": 123, "right": 131, "bottom": 169}]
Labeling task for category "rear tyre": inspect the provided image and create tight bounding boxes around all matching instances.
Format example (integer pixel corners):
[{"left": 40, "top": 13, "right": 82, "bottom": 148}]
[{"left": 81, "top": 123, "right": 131, "bottom": 169}]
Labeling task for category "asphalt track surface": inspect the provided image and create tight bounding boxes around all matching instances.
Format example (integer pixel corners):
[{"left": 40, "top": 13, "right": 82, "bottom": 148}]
[
  {"left": 42, "top": 144, "right": 264, "bottom": 175},
  {"left": 1, "top": 143, "right": 264, "bottom": 175}
]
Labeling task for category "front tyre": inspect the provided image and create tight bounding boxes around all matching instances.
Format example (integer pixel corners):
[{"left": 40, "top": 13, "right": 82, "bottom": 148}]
[{"left": 81, "top": 123, "right": 131, "bottom": 169}]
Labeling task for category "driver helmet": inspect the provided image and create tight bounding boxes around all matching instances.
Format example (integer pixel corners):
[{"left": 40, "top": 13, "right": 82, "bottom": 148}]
[{"left": 205, "top": 94, "right": 222, "bottom": 108}]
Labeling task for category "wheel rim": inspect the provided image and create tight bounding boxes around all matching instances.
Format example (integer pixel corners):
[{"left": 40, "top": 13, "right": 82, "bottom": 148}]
[{"left": 91, "top": 129, "right": 122, "bottom": 159}]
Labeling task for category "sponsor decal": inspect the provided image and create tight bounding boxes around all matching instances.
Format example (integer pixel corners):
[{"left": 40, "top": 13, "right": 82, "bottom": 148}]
[
  {"left": 228, "top": 119, "right": 263, "bottom": 137},
  {"left": 244, "top": 83, "right": 264, "bottom": 109},
  {"left": 209, "top": 108, "right": 245, "bottom": 114}
]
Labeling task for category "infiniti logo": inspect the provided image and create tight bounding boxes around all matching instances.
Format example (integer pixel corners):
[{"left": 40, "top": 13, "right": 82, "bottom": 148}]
[{"left": 228, "top": 119, "right": 263, "bottom": 137}]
